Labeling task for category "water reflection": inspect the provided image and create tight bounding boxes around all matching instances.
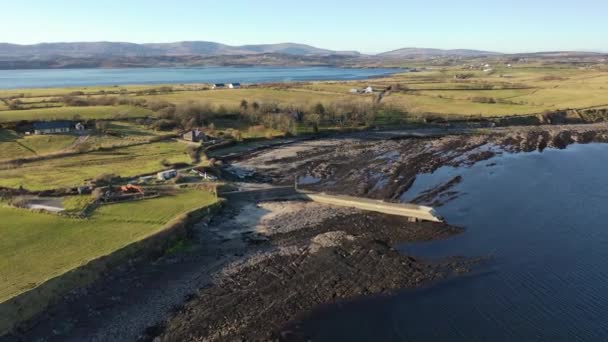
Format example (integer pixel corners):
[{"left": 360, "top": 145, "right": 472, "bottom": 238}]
[{"left": 291, "top": 143, "right": 608, "bottom": 341}]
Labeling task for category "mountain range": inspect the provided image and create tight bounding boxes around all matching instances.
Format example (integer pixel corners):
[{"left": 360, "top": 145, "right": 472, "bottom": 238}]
[
  {"left": 0, "top": 41, "right": 604, "bottom": 70},
  {"left": 378, "top": 48, "right": 500, "bottom": 58},
  {"left": 0, "top": 41, "right": 361, "bottom": 58}
]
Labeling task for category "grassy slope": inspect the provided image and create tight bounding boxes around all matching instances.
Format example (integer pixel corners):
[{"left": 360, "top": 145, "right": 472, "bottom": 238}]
[
  {"left": 0, "top": 84, "right": 195, "bottom": 98},
  {"left": 0, "top": 105, "right": 153, "bottom": 122},
  {"left": 1, "top": 64, "right": 607, "bottom": 122},
  {"left": 0, "top": 189, "right": 217, "bottom": 302},
  {"left": 144, "top": 88, "right": 353, "bottom": 109},
  {"left": 0, "top": 141, "right": 191, "bottom": 190},
  {"left": 0, "top": 122, "right": 167, "bottom": 162},
  {"left": 372, "top": 67, "right": 608, "bottom": 116},
  {"left": 0, "top": 129, "right": 77, "bottom": 161}
]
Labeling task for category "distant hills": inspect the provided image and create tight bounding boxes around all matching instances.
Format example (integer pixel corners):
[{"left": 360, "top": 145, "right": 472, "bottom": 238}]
[
  {"left": 0, "top": 41, "right": 604, "bottom": 70},
  {"left": 0, "top": 41, "right": 360, "bottom": 58},
  {"left": 378, "top": 48, "right": 501, "bottom": 58}
]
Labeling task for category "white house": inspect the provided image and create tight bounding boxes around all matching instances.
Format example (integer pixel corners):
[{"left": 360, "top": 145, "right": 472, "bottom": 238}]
[
  {"left": 157, "top": 169, "right": 178, "bottom": 181},
  {"left": 211, "top": 83, "right": 225, "bottom": 89},
  {"left": 227, "top": 83, "right": 241, "bottom": 89},
  {"left": 364, "top": 86, "right": 374, "bottom": 94}
]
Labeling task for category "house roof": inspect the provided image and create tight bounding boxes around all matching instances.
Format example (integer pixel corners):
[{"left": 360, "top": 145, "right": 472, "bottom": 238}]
[
  {"left": 213, "top": 83, "right": 225, "bottom": 87},
  {"left": 33, "top": 121, "right": 72, "bottom": 130}
]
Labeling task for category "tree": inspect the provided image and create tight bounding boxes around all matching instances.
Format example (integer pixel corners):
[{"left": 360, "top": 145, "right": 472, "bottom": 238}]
[
  {"left": 304, "top": 113, "right": 321, "bottom": 133},
  {"left": 95, "top": 121, "right": 109, "bottom": 132},
  {"left": 240, "top": 99, "right": 249, "bottom": 113},
  {"left": 313, "top": 102, "right": 326, "bottom": 115},
  {"left": 252, "top": 101, "right": 260, "bottom": 113}
]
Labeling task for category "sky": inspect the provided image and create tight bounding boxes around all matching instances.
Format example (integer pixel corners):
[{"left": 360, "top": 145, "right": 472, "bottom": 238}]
[{"left": 1, "top": 0, "right": 606, "bottom": 54}]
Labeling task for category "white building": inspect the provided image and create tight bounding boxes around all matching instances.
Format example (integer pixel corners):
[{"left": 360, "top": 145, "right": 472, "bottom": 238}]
[{"left": 157, "top": 169, "right": 178, "bottom": 181}]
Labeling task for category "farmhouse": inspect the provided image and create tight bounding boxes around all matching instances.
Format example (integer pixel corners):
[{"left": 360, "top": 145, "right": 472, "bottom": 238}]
[
  {"left": 183, "top": 129, "right": 207, "bottom": 142},
  {"left": 364, "top": 86, "right": 374, "bottom": 94},
  {"left": 227, "top": 83, "right": 241, "bottom": 89},
  {"left": 211, "top": 83, "right": 226, "bottom": 89},
  {"left": 33, "top": 121, "right": 73, "bottom": 135}
]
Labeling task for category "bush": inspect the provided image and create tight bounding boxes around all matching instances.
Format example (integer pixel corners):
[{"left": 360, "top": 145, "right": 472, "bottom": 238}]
[
  {"left": 186, "top": 146, "right": 199, "bottom": 162},
  {"left": 471, "top": 96, "right": 497, "bottom": 104},
  {"left": 9, "top": 196, "right": 29, "bottom": 208},
  {"left": 91, "top": 188, "right": 105, "bottom": 201},
  {"left": 91, "top": 173, "right": 119, "bottom": 187},
  {"left": 150, "top": 119, "right": 178, "bottom": 131}
]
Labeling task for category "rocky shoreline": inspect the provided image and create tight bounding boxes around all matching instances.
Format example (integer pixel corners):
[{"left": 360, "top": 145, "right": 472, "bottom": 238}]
[
  {"left": 9, "top": 123, "right": 607, "bottom": 341},
  {"left": 229, "top": 123, "right": 608, "bottom": 201},
  {"left": 144, "top": 202, "right": 471, "bottom": 342}
]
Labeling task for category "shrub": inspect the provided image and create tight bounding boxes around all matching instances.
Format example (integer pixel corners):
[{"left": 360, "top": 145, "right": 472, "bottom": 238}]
[
  {"left": 91, "top": 188, "right": 105, "bottom": 201},
  {"left": 9, "top": 196, "right": 29, "bottom": 208}
]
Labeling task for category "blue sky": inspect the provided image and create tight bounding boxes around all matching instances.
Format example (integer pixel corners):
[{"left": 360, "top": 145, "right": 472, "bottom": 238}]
[{"left": 2, "top": 0, "right": 606, "bottom": 53}]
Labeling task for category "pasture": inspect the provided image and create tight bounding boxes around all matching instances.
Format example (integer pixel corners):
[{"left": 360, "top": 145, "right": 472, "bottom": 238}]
[
  {"left": 0, "top": 189, "right": 217, "bottom": 302},
  {"left": 2, "top": 63, "right": 608, "bottom": 124},
  {"left": 0, "top": 140, "right": 192, "bottom": 190},
  {"left": 0, "top": 105, "right": 153, "bottom": 122}
]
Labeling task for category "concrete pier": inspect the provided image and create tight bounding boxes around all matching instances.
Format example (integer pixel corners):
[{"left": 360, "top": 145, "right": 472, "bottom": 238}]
[{"left": 298, "top": 191, "right": 444, "bottom": 223}]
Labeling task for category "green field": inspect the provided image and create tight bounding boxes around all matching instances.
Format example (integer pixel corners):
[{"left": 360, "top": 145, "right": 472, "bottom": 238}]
[
  {"left": 0, "top": 140, "right": 192, "bottom": 190},
  {"left": 1, "top": 63, "right": 607, "bottom": 126},
  {"left": 0, "top": 84, "right": 203, "bottom": 99},
  {"left": 143, "top": 88, "right": 354, "bottom": 109},
  {"left": 0, "top": 189, "right": 217, "bottom": 302},
  {"left": 0, "top": 121, "right": 171, "bottom": 162},
  {"left": 353, "top": 66, "right": 608, "bottom": 116},
  {"left": 0, "top": 105, "right": 153, "bottom": 122},
  {"left": 0, "top": 129, "right": 77, "bottom": 161}
]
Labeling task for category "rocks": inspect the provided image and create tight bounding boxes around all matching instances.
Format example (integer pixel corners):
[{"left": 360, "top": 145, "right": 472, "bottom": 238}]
[
  {"left": 308, "top": 231, "right": 355, "bottom": 253},
  {"left": 226, "top": 124, "right": 608, "bottom": 206},
  {"left": 150, "top": 207, "right": 467, "bottom": 342}
]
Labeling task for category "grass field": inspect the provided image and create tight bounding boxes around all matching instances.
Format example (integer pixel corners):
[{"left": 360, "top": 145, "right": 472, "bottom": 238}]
[
  {"left": 0, "top": 140, "right": 192, "bottom": 190},
  {"left": 1, "top": 63, "right": 608, "bottom": 124},
  {"left": 143, "top": 88, "right": 355, "bottom": 110},
  {"left": 0, "top": 105, "right": 153, "bottom": 122},
  {"left": 0, "top": 189, "right": 217, "bottom": 302},
  {"left": 0, "top": 84, "right": 204, "bottom": 99},
  {"left": 0, "top": 122, "right": 169, "bottom": 162},
  {"left": 0, "top": 129, "right": 77, "bottom": 161},
  {"left": 358, "top": 66, "right": 608, "bottom": 116}
]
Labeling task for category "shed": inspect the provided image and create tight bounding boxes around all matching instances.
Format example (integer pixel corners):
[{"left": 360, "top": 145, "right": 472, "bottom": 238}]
[
  {"left": 157, "top": 169, "right": 178, "bottom": 181},
  {"left": 33, "top": 121, "right": 73, "bottom": 135},
  {"left": 183, "top": 129, "right": 206, "bottom": 142}
]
